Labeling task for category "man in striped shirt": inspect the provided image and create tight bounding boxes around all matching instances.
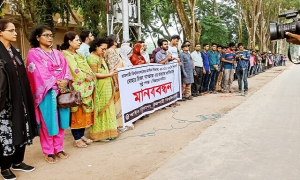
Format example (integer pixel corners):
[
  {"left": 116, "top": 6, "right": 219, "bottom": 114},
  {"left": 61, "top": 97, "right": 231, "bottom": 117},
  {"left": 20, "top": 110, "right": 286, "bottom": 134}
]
[{"left": 221, "top": 42, "right": 236, "bottom": 93}]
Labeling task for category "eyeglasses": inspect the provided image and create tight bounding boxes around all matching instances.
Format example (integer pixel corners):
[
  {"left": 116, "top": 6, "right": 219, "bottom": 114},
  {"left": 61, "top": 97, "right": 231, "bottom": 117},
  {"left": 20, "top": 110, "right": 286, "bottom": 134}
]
[
  {"left": 99, "top": 47, "right": 107, "bottom": 51},
  {"left": 3, "top": 29, "right": 17, "bottom": 33},
  {"left": 40, "top": 34, "right": 54, "bottom": 38}
]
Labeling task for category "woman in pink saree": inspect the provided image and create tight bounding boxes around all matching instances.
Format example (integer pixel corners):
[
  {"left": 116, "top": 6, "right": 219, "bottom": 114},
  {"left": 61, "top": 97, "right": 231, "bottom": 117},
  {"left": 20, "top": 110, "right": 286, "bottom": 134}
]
[{"left": 26, "top": 26, "right": 72, "bottom": 164}]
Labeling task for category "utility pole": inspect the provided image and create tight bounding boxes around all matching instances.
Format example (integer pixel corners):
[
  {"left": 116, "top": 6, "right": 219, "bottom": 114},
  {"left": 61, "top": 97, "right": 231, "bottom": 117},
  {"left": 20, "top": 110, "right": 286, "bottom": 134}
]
[
  {"left": 137, "top": 0, "right": 141, "bottom": 40},
  {"left": 122, "top": 0, "right": 130, "bottom": 42},
  {"left": 106, "top": 0, "right": 141, "bottom": 41}
]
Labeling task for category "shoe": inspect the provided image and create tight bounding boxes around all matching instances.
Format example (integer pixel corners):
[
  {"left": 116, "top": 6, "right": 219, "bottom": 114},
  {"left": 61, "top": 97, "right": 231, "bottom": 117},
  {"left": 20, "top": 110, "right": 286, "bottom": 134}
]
[
  {"left": 1, "top": 169, "right": 16, "bottom": 180},
  {"left": 209, "top": 91, "right": 213, "bottom": 94},
  {"left": 244, "top": 91, "right": 248, "bottom": 95},
  {"left": 213, "top": 91, "right": 217, "bottom": 94},
  {"left": 238, "top": 91, "right": 241, "bottom": 93},
  {"left": 12, "top": 162, "right": 35, "bottom": 172}
]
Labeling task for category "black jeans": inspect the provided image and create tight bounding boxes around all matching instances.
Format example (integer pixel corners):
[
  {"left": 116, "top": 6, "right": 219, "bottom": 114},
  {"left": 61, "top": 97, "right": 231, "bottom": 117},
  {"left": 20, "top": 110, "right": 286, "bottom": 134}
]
[
  {"left": 0, "top": 145, "right": 26, "bottom": 170},
  {"left": 201, "top": 72, "right": 211, "bottom": 92},
  {"left": 191, "top": 67, "right": 203, "bottom": 94},
  {"left": 71, "top": 128, "right": 85, "bottom": 140}
]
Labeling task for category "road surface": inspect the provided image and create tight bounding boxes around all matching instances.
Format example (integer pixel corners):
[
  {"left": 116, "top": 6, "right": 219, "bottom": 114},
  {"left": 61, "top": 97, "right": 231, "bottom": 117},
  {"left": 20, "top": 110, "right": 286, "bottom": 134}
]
[{"left": 146, "top": 64, "right": 300, "bottom": 180}]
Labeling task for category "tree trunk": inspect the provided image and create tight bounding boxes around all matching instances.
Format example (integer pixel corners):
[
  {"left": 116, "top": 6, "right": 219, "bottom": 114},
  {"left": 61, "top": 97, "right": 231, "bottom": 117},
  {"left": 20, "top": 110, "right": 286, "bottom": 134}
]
[
  {"left": 235, "top": 0, "right": 243, "bottom": 43},
  {"left": 172, "top": 0, "right": 201, "bottom": 51},
  {"left": 212, "top": 0, "right": 220, "bottom": 18},
  {"left": 66, "top": 0, "right": 81, "bottom": 25},
  {"left": 239, "top": 0, "right": 262, "bottom": 50}
]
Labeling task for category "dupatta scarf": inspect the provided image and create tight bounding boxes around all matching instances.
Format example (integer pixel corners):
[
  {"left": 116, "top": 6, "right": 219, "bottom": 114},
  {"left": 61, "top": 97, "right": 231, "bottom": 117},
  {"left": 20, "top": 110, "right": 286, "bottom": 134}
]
[
  {"left": 26, "top": 48, "right": 72, "bottom": 136},
  {"left": 117, "top": 44, "right": 133, "bottom": 67},
  {"left": 62, "top": 51, "right": 95, "bottom": 113},
  {"left": 130, "top": 43, "right": 146, "bottom": 66}
]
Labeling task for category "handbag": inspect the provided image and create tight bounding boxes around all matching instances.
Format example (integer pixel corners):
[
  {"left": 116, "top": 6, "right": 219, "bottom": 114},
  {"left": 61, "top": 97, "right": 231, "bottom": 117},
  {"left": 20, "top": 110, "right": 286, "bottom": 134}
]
[{"left": 57, "top": 82, "right": 82, "bottom": 108}]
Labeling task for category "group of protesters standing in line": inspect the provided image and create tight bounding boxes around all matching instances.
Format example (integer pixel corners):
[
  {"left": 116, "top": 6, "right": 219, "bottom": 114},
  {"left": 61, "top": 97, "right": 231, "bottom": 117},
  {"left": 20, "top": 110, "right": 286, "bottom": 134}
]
[
  {"left": 148, "top": 35, "right": 287, "bottom": 100},
  {"left": 0, "top": 18, "right": 287, "bottom": 180},
  {"left": 0, "top": 19, "right": 132, "bottom": 179}
]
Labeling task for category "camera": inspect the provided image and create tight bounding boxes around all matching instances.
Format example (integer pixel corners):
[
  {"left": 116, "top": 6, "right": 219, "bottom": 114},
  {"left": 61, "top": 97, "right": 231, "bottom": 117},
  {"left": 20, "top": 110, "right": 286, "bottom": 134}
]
[{"left": 270, "top": 10, "right": 300, "bottom": 41}]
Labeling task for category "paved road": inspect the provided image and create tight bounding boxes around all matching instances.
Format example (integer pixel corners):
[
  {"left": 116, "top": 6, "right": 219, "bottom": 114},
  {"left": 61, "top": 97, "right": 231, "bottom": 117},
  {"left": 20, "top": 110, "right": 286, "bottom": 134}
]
[{"left": 146, "top": 65, "right": 300, "bottom": 180}]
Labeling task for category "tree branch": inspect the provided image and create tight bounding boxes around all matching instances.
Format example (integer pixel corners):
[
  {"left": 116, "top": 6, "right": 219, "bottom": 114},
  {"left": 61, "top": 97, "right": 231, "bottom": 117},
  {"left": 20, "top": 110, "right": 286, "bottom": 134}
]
[
  {"left": 155, "top": 6, "right": 171, "bottom": 40},
  {"left": 65, "top": 0, "right": 81, "bottom": 25}
]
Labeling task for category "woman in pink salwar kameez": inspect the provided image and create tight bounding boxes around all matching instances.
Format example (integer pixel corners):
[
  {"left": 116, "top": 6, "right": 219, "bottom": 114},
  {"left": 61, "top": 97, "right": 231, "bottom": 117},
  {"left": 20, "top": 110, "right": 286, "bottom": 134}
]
[{"left": 26, "top": 26, "right": 72, "bottom": 164}]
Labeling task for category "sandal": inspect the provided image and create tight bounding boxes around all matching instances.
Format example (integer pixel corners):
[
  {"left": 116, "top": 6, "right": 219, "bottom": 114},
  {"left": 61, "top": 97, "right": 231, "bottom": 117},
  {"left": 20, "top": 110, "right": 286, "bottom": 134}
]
[
  {"left": 44, "top": 154, "right": 59, "bottom": 164},
  {"left": 56, "top": 151, "right": 69, "bottom": 159},
  {"left": 74, "top": 139, "right": 88, "bottom": 148},
  {"left": 81, "top": 136, "right": 93, "bottom": 145},
  {"left": 187, "top": 96, "right": 193, "bottom": 100},
  {"left": 96, "top": 139, "right": 110, "bottom": 142}
]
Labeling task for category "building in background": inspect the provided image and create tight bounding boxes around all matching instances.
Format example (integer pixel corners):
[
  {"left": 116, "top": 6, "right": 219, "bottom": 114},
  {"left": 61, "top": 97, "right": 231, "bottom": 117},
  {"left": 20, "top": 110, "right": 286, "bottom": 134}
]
[{"left": 2, "top": 1, "right": 83, "bottom": 58}]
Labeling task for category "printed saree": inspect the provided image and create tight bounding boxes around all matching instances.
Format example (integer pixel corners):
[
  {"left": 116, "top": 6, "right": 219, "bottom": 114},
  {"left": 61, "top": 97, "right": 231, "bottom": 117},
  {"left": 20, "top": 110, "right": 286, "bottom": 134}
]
[
  {"left": 105, "top": 48, "right": 124, "bottom": 127},
  {"left": 62, "top": 50, "right": 95, "bottom": 129},
  {"left": 87, "top": 54, "right": 118, "bottom": 140}
]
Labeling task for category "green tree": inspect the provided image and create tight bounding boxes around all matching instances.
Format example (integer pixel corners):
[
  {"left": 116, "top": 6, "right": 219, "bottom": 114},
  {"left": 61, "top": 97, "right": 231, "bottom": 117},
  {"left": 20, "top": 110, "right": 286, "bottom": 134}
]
[
  {"left": 71, "top": 0, "right": 107, "bottom": 36},
  {"left": 141, "top": 0, "right": 180, "bottom": 44},
  {"left": 10, "top": 0, "right": 74, "bottom": 39},
  {"left": 200, "top": 15, "right": 229, "bottom": 46}
]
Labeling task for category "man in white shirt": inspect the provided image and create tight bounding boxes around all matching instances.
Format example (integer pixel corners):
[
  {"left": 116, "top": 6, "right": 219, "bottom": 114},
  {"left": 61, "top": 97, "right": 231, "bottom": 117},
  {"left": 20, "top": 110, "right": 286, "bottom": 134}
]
[
  {"left": 168, "top": 35, "right": 180, "bottom": 60},
  {"left": 77, "top": 30, "right": 94, "bottom": 57},
  {"left": 191, "top": 43, "right": 203, "bottom": 97}
]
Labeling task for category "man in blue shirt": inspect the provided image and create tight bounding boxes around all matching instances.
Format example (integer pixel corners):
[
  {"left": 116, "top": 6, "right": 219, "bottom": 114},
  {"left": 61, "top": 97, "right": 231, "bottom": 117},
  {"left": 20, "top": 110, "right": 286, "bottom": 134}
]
[
  {"left": 200, "top": 43, "right": 210, "bottom": 94},
  {"left": 236, "top": 43, "right": 250, "bottom": 94},
  {"left": 208, "top": 43, "right": 219, "bottom": 93},
  {"left": 221, "top": 42, "right": 236, "bottom": 93},
  {"left": 77, "top": 30, "right": 94, "bottom": 57}
]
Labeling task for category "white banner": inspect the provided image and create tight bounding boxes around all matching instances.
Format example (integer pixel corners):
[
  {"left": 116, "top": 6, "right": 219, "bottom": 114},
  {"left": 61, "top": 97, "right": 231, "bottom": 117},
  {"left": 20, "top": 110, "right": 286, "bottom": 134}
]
[{"left": 118, "top": 62, "right": 182, "bottom": 126}]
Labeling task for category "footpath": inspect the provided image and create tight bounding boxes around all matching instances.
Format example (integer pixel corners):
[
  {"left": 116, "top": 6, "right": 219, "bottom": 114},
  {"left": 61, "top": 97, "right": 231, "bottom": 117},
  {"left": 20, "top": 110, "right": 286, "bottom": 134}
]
[{"left": 146, "top": 64, "right": 300, "bottom": 180}]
